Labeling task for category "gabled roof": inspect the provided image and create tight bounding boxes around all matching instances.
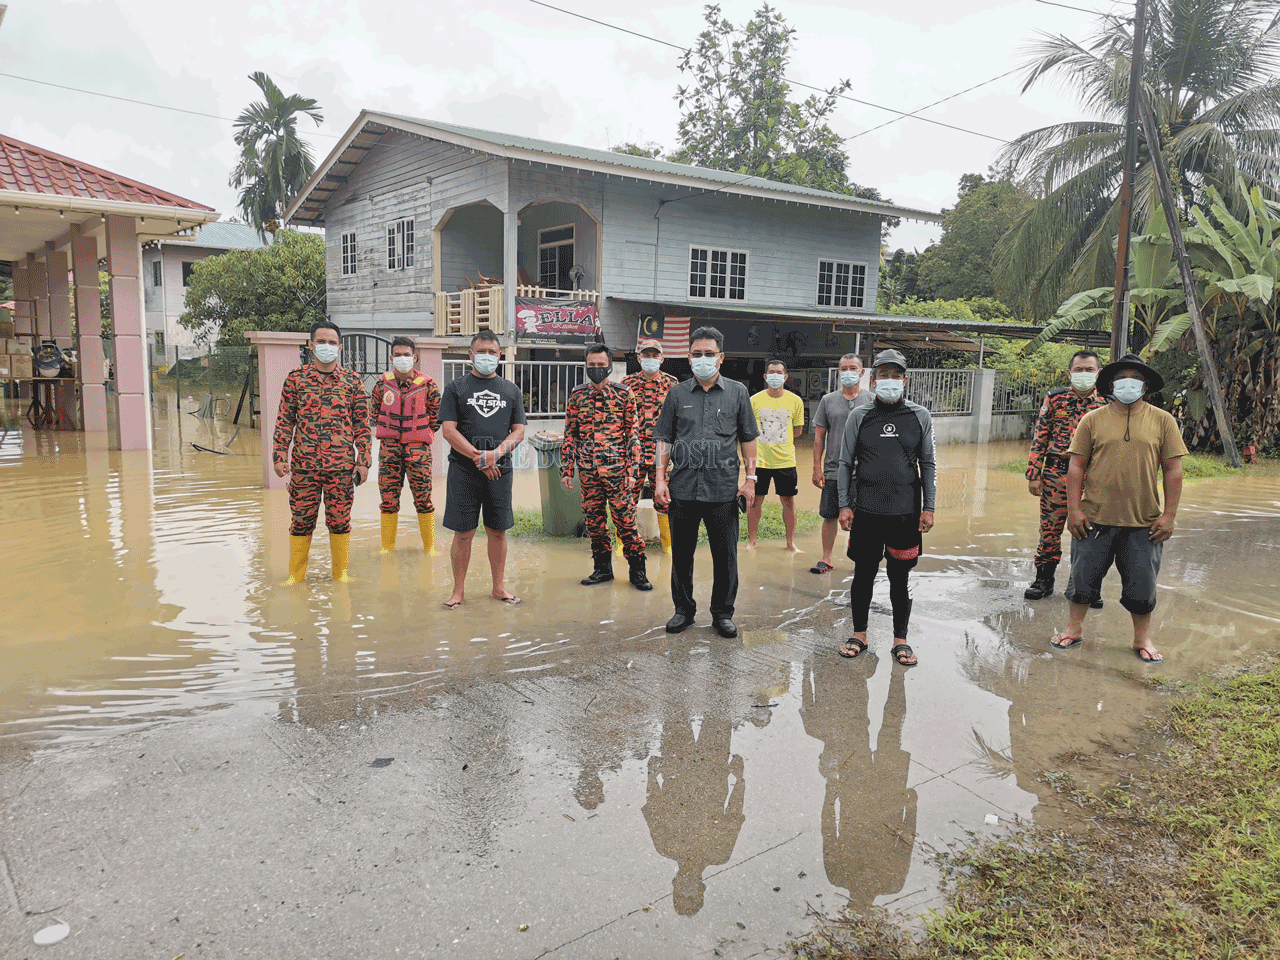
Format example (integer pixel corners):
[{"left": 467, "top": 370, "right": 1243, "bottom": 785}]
[
  {"left": 287, "top": 112, "right": 943, "bottom": 227},
  {"left": 0, "top": 134, "right": 214, "bottom": 210},
  {"left": 182, "top": 220, "right": 266, "bottom": 251}
]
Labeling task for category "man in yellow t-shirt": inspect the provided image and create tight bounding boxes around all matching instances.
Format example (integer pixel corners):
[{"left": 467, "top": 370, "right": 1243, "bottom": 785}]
[
  {"left": 1052, "top": 353, "right": 1188, "bottom": 663},
  {"left": 749, "top": 359, "right": 806, "bottom": 551}
]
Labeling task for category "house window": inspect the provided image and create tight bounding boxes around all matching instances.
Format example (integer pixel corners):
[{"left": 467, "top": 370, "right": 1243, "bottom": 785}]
[
  {"left": 386, "top": 219, "right": 414, "bottom": 270},
  {"left": 181, "top": 261, "right": 195, "bottom": 287},
  {"left": 341, "top": 232, "right": 357, "bottom": 276},
  {"left": 152, "top": 261, "right": 162, "bottom": 287},
  {"left": 538, "top": 224, "right": 575, "bottom": 292},
  {"left": 817, "top": 260, "right": 866, "bottom": 308},
  {"left": 689, "top": 247, "right": 747, "bottom": 300}
]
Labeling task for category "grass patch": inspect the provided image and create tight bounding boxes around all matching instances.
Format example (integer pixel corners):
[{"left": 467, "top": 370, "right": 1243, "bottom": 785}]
[
  {"left": 508, "top": 503, "right": 822, "bottom": 543},
  {"left": 791, "top": 660, "right": 1280, "bottom": 960},
  {"left": 1001, "top": 452, "right": 1242, "bottom": 479}
]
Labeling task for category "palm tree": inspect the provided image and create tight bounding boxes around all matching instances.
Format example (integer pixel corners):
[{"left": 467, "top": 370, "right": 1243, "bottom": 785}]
[
  {"left": 993, "top": 0, "right": 1280, "bottom": 320},
  {"left": 229, "top": 72, "right": 323, "bottom": 240}
]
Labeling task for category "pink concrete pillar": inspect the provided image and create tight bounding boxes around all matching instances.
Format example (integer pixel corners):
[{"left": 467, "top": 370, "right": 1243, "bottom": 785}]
[
  {"left": 46, "top": 244, "right": 73, "bottom": 346},
  {"left": 106, "top": 214, "right": 151, "bottom": 451},
  {"left": 72, "top": 232, "right": 108, "bottom": 433},
  {"left": 245, "top": 330, "right": 308, "bottom": 489},
  {"left": 414, "top": 336, "right": 453, "bottom": 477},
  {"left": 28, "top": 253, "right": 49, "bottom": 342}
]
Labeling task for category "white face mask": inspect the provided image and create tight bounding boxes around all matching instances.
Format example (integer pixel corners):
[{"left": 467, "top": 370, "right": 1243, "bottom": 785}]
[
  {"left": 875, "top": 379, "right": 904, "bottom": 403},
  {"left": 392, "top": 355, "right": 415, "bottom": 374},
  {"left": 313, "top": 343, "right": 339, "bottom": 364},
  {"left": 1071, "top": 371, "right": 1097, "bottom": 392},
  {"left": 690, "top": 356, "right": 718, "bottom": 380},
  {"left": 765, "top": 373, "right": 785, "bottom": 390},
  {"left": 1111, "top": 377, "right": 1145, "bottom": 404},
  {"left": 839, "top": 370, "right": 860, "bottom": 389},
  {"left": 472, "top": 354, "right": 499, "bottom": 376},
  {"left": 640, "top": 357, "right": 661, "bottom": 374}
]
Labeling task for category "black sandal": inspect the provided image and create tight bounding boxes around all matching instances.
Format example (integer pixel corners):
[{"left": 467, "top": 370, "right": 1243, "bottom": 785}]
[
  {"left": 838, "top": 638, "right": 868, "bottom": 659},
  {"left": 890, "top": 644, "right": 918, "bottom": 666}
]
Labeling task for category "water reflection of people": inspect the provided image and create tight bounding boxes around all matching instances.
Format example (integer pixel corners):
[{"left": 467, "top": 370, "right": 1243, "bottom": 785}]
[
  {"left": 642, "top": 707, "right": 747, "bottom": 916},
  {"left": 799, "top": 656, "right": 917, "bottom": 915}
]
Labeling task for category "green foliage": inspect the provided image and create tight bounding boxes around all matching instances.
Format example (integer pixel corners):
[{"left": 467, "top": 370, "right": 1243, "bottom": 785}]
[
  {"left": 179, "top": 230, "right": 325, "bottom": 345},
  {"left": 915, "top": 174, "right": 1033, "bottom": 308},
  {"left": 610, "top": 141, "right": 665, "bottom": 159},
  {"left": 671, "top": 4, "right": 899, "bottom": 236},
  {"left": 230, "top": 72, "right": 323, "bottom": 241},
  {"left": 878, "top": 248, "right": 923, "bottom": 309},
  {"left": 993, "top": 0, "right": 1280, "bottom": 320}
]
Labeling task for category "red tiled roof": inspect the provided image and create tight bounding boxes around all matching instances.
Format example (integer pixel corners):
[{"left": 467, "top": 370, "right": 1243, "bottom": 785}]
[{"left": 0, "top": 134, "right": 215, "bottom": 210}]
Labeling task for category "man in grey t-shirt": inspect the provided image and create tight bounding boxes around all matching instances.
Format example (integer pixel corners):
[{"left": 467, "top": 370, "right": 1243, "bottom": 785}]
[{"left": 810, "top": 352, "right": 872, "bottom": 574}]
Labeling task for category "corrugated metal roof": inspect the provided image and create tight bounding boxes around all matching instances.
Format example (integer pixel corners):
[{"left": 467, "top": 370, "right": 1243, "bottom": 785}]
[
  {"left": 288, "top": 112, "right": 943, "bottom": 226},
  {"left": 189, "top": 220, "right": 266, "bottom": 250},
  {"left": 0, "top": 134, "right": 215, "bottom": 210}
]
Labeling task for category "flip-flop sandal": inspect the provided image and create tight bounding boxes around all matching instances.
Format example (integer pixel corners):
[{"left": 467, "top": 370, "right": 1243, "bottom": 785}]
[
  {"left": 1051, "top": 632, "right": 1087, "bottom": 649},
  {"left": 1132, "top": 646, "right": 1164, "bottom": 663},
  {"left": 495, "top": 595, "right": 522, "bottom": 605},
  {"left": 890, "top": 644, "right": 918, "bottom": 666},
  {"left": 810, "top": 561, "right": 835, "bottom": 574},
  {"left": 442, "top": 599, "right": 463, "bottom": 610},
  {"left": 837, "top": 638, "right": 867, "bottom": 659}
]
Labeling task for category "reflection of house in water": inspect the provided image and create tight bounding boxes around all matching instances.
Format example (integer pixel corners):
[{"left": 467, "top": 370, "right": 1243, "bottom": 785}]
[{"left": 799, "top": 657, "right": 916, "bottom": 915}]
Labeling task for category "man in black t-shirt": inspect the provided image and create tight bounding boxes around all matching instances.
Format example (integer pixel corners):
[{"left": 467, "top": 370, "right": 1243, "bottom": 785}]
[{"left": 438, "top": 330, "right": 528, "bottom": 609}]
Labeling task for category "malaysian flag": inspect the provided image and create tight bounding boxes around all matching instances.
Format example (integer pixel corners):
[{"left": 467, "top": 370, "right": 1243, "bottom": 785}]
[{"left": 637, "top": 315, "right": 691, "bottom": 355}]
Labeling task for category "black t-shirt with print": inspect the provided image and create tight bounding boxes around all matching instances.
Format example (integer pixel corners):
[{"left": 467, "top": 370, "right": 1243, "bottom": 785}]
[{"left": 438, "top": 372, "right": 528, "bottom": 473}]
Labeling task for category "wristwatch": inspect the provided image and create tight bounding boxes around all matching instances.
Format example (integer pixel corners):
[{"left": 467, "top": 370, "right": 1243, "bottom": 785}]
[{"left": 746, "top": 475, "right": 757, "bottom": 481}]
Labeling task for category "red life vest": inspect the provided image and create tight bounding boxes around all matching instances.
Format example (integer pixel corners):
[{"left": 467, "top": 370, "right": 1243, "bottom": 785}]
[{"left": 375, "top": 372, "right": 435, "bottom": 443}]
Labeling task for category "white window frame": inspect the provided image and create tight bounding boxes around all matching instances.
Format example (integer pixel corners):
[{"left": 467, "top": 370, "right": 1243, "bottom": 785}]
[
  {"left": 537, "top": 223, "right": 575, "bottom": 292},
  {"left": 688, "top": 245, "right": 748, "bottom": 301},
  {"left": 816, "top": 259, "right": 867, "bottom": 309},
  {"left": 341, "top": 232, "right": 357, "bottom": 276},
  {"left": 386, "top": 218, "right": 414, "bottom": 271}
]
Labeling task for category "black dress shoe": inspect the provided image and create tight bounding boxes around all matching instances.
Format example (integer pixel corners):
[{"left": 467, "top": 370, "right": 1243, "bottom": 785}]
[
  {"left": 666, "top": 612, "right": 695, "bottom": 634},
  {"left": 713, "top": 617, "right": 738, "bottom": 638}
]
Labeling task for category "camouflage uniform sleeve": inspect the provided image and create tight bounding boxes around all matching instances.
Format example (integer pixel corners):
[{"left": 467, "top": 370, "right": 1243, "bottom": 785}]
[
  {"left": 624, "top": 390, "right": 641, "bottom": 485},
  {"left": 369, "top": 379, "right": 385, "bottom": 423},
  {"left": 560, "top": 392, "right": 578, "bottom": 482},
  {"left": 424, "top": 379, "right": 441, "bottom": 430},
  {"left": 351, "top": 375, "right": 372, "bottom": 469},
  {"left": 273, "top": 370, "right": 300, "bottom": 466},
  {"left": 1026, "top": 393, "right": 1054, "bottom": 480}
]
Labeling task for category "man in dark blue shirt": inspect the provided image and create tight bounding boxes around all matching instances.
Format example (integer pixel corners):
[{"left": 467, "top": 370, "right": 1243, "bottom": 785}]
[{"left": 836, "top": 349, "right": 937, "bottom": 666}]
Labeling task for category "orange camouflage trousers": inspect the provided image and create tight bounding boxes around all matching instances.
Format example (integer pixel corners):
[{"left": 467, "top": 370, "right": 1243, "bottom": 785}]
[
  {"left": 289, "top": 469, "right": 355, "bottom": 536},
  {"left": 1035, "top": 459, "right": 1070, "bottom": 565},
  {"left": 379, "top": 439, "right": 433, "bottom": 515},
  {"left": 582, "top": 473, "right": 645, "bottom": 560},
  {"left": 635, "top": 462, "right": 669, "bottom": 516}
]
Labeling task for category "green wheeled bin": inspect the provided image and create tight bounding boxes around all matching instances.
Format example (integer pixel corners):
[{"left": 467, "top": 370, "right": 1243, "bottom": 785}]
[{"left": 530, "top": 431, "right": 583, "bottom": 536}]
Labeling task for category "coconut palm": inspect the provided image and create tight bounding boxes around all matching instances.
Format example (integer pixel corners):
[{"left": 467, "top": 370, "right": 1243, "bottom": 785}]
[
  {"left": 993, "top": 0, "right": 1280, "bottom": 320},
  {"left": 229, "top": 72, "right": 323, "bottom": 240}
]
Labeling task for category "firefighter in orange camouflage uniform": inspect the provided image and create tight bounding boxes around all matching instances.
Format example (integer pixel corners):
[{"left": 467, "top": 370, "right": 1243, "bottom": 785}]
[
  {"left": 561, "top": 343, "right": 650, "bottom": 591},
  {"left": 274, "top": 319, "right": 372, "bottom": 585},
  {"left": 621, "top": 337, "right": 678, "bottom": 555},
  {"left": 1024, "top": 350, "right": 1106, "bottom": 602}
]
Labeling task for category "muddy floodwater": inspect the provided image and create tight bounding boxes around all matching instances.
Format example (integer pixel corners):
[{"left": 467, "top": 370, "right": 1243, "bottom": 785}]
[{"left": 1, "top": 389, "right": 1278, "bottom": 959}]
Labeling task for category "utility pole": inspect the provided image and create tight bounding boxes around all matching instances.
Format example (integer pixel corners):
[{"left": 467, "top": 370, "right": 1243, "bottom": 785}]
[
  {"left": 1135, "top": 94, "right": 1242, "bottom": 468},
  {"left": 1110, "top": 0, "right": 1147, "bottom": 359}
]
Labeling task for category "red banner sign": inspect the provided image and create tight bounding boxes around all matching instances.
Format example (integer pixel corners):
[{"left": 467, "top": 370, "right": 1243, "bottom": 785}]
[{"left": 515, "top": 297, "right": 602, "bottom": 345}]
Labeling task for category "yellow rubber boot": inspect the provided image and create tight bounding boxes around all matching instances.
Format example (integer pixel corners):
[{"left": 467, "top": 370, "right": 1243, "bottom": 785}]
[
  {"left": 657, "top": 514, "right": 673, "bottom": 556},
  {"left": 380, "top": 513, "right": 398, "bottom": 553},
  {"left": 614, "top": 530, "right": 624, "bottom": 557},
  {"left": 284, "top": 534, "right": 312, "bottom": 585},
  {"left": 418, "top": 511, "right": 436, "bottom": 554},
  {"left": 330, "top": 532, "right": 352, "bottom": 583}
]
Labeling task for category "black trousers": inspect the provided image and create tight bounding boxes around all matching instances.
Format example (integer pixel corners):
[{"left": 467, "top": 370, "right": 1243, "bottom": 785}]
[{"left": 669, "top": 498, "right": 740, "bottom": 619}]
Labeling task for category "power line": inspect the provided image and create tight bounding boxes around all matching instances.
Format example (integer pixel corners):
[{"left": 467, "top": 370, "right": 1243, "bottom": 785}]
[
  {"left": 1032, "top": 0, "right": 1130, "bottom": 22},
  {"left": 527, "top": 0, "right": 1012, "bottom": 143},
  {"left": 843, "top": 70, "right": 1020, "bottom": 143}
]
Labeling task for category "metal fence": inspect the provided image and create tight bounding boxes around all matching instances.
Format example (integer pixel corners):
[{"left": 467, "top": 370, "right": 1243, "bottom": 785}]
[
  {"left": 444, "top": 359, "right": 587, "bottom": 418},
  {"left": 992, "top": 371, "right": 1049, "bottom": 415},
  {"left": 904, "top": 368, "right": 974, "bottom": 416}
]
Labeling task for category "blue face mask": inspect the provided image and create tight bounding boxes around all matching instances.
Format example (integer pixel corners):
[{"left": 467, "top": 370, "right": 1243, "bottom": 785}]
[
  {"left": 640, "top": 357, "right": 662, "bottom": 374},
  {"left": 690, "top": 355, "right": 719, "bottom": 380},
  {"left": 875, "top": 379, "right": 904, "bottom": 403},
  {"left": 765, "top": 373, "right": 785, "bottom": 390},
  {"left": 472, "top": 354, "right": 499, "bottom": 376},
  {"left": 313, "top": 343, "right": 339, "bottom": 364},
  {"left": 839, "top": 370, "right": 860, "bottom": 389},
  {"left": 1111, "top": 377, "right": 1144, "bottom": 404}
]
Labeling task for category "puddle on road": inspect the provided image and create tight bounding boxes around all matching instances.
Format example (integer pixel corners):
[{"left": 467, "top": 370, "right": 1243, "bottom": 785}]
[{"left": 2, "top": 389, "right": 1279, "bottom": 940}]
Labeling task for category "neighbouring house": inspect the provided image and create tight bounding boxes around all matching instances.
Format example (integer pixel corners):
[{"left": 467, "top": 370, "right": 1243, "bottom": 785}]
[
  {"left": 142, "top": 220, "right": 265, "bottom": 362},
  {"left": 284, "top": 112, "right": 959, "bottom": 391}
]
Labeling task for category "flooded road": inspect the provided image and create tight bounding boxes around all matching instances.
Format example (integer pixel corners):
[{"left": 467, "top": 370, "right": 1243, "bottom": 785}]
[{"left": 1, "top": 390, "right": 1278, "bottom": 958}]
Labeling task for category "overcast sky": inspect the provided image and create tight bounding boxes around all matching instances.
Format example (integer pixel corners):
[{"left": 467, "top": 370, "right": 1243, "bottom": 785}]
[{"left": 1, "top": 0, "right": 1116, "bottom": 253}]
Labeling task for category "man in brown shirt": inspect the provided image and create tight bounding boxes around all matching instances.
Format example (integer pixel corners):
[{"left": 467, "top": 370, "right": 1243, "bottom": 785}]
[{"left": 1053, "top": 354, "right": 1188, "bottom": 661}]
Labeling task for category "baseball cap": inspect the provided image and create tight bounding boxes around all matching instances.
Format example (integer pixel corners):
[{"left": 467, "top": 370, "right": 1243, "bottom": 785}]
[
  {"left": 872, "top": 348, "right": 908, "bottom": 372},
  {"left": 638, "top": 338, "right": 664, "bottom": 353}
]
